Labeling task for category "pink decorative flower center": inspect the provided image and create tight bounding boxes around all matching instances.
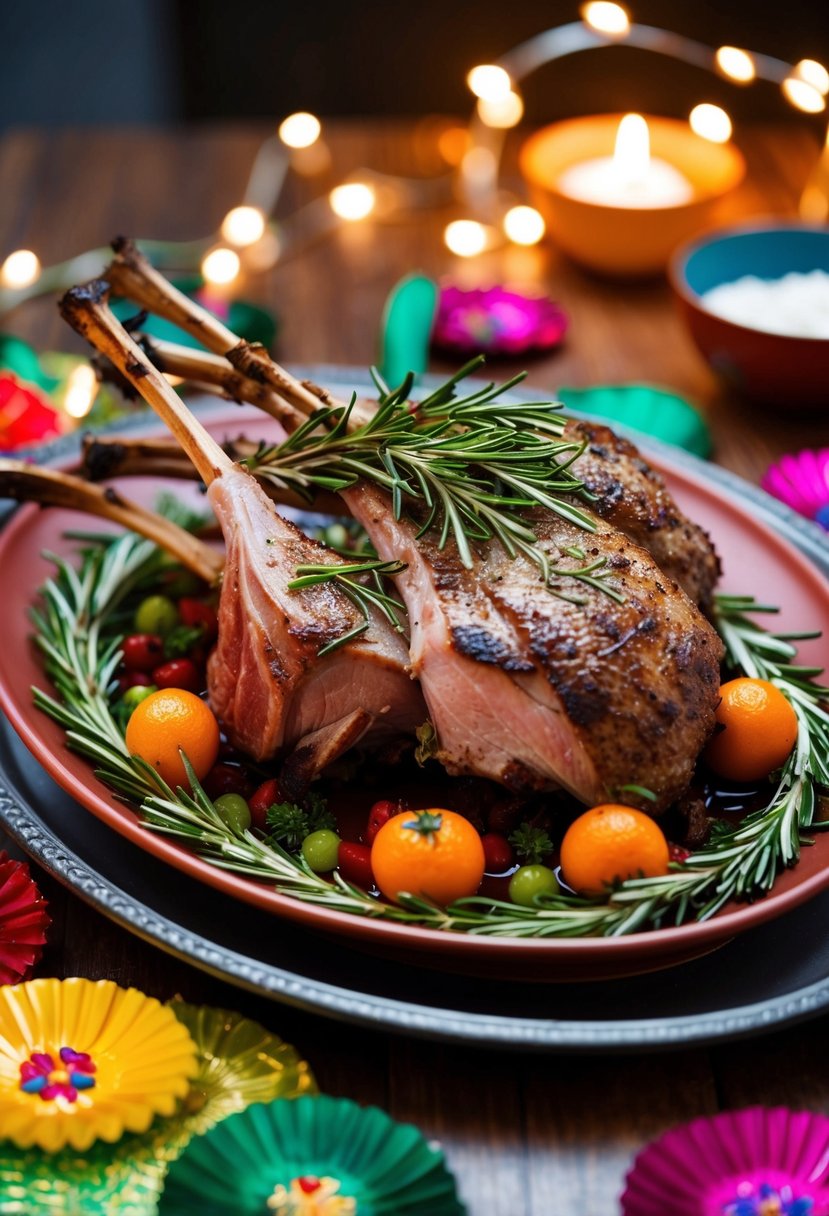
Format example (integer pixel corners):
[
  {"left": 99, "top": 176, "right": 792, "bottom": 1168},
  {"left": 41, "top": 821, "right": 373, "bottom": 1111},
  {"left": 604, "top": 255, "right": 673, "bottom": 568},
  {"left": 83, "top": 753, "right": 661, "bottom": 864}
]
[{"left": 19, "top": 1046, "right": 96, "bottom": 1103}]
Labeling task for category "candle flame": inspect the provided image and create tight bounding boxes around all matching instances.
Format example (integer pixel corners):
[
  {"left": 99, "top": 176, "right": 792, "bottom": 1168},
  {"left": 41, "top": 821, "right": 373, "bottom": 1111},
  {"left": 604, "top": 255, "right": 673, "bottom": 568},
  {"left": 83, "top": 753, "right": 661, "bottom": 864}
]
[{"left": 613, "top": 114, "right": 650, "bottom": 188}]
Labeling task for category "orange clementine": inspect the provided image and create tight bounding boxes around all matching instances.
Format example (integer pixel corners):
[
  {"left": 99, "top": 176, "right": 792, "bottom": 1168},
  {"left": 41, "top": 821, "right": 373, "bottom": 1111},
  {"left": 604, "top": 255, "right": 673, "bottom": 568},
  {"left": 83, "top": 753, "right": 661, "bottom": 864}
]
[
  {"left": 559, "top": 804, "right": 670, "bottom": 895},
  {"left": 125, "top": 688, "right": 220, "bottom": 789},
  {"left": 370, "top": 808, "right": 485, "bottom": 906},
  {"left": 704, "top": 677, "right": 798, "bottom": 782}
]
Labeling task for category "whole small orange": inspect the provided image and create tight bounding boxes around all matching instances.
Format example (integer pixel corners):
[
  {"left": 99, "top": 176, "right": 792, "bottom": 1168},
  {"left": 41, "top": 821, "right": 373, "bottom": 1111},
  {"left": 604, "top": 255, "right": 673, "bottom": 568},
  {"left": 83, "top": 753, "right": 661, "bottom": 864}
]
[
  {"left": 704, "top": 677, "right": 798, "bottom": 782},
  {"left": 125, "top": 688, "right": 220, "bottom": 789},
  {"left": 370, "top": 808, "right": 485, "bottom": 906},
  {"left": 560, "top": 804, "right": 670, "bottom": 896}
]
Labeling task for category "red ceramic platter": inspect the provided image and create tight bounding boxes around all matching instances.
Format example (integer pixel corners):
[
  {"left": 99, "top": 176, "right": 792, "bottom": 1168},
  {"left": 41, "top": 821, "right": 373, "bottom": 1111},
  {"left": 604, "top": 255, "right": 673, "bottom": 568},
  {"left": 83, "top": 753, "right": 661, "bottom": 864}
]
[{"left": 1, "top": 400, "right": 828, "bottom": 982}]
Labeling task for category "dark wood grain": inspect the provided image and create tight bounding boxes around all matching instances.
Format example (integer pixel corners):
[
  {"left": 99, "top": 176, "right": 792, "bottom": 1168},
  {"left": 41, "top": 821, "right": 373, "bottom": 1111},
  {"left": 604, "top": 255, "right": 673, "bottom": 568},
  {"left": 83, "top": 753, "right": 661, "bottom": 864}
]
[{"left": 1, "top": 120, "right": 828, "bottom": 1216}]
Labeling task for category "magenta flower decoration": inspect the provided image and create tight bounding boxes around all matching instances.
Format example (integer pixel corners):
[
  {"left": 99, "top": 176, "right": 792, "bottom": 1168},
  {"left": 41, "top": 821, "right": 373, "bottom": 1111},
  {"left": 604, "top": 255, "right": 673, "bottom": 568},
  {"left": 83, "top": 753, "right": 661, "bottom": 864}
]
[
  {"left": 433, "top": 285, "right": 568, "bottom": 356},
  {"left": 762, "top": 449, "right": 829, "bottom": 531},
  {"left": 620, "top": 1108, "right": 829, "bottom": 1216},
  {"left": 19, "top": 1046, "right": 97, "bottom": 1103}
]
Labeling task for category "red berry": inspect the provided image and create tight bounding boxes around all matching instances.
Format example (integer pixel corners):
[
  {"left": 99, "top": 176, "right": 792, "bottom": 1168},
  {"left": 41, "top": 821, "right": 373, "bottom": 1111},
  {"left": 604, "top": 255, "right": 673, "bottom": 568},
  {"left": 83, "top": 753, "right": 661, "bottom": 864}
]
[
  {"left": 178, "top": 598, "right": 219, "bottom": 643},
  {"left": 118, "top": 671, "right": 154, "bottom": 692},
  {"left": 365, "top": 799, "right": 400, "bottom": 845},
  {"left": 481, "top": 833, "right": 515, "bottom": 874},
  {"left": 203, "top": 763, "right": 254, "bottom": 800},
  {"left": 298, "top": 1178, "right": 322, "bottom": 1195},
  {"left": 669, "top": 843, "right": 691, "bottom": 863},
  {"left": 338, "top": 841, "right": 374, "bottom": 889},
  {"left": 151, "top": 658, "right": 202, "bottom": 695},
  {"left": 122, "top": 634, "right": 164, "bottom": 672},
  {"left": 250, "top": 777, "right": 282, "bottom": 831}
]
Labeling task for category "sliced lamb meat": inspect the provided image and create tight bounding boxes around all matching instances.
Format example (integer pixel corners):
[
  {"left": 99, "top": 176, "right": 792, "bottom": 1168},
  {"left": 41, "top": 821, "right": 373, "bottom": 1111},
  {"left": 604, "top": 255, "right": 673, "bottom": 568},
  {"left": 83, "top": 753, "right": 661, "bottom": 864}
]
[
  {"left": 565, "top": 419, "right": 721, "bottom": 609},
  {"left": 343, "top": 482, "right": 723, "bottom": 812},
  {"left": 207, "top": 464, "right": 424, "bottom": 763}
]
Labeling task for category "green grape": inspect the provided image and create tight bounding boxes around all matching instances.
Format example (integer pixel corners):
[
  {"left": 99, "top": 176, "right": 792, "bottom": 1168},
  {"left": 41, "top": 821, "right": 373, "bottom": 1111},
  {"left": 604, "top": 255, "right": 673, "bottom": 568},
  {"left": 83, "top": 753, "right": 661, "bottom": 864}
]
[
  {"left": 134, "top": 594, "right": 179, "bottom": 637},
  {"left": 508, "top": 864, "right": 559, "bottom": 907},
  {"left": 214, "top": 794, "right": 252, "bottom": 834},
  {"left": 301, "top": 829, "right": 341, "bottom": 872}
]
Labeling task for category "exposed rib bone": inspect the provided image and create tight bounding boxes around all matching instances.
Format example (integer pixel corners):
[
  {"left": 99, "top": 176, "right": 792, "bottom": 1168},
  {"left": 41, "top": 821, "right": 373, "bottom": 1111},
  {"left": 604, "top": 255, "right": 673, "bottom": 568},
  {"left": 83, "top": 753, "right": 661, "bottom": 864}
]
[
  {"left": 105, "top": 239, "right": 346, "bottom": 419},
  {"left": 81, "top": 434, "right": 343, "bottom": 515},
  {"left": 0, "top": 459, "right": 223, "bottom": 584},
  {"left": 143, "top": 338, "right": 306, "bottom": 431},
  {"left": 61, "top": 280, "right": 233, "bottom": 487}
]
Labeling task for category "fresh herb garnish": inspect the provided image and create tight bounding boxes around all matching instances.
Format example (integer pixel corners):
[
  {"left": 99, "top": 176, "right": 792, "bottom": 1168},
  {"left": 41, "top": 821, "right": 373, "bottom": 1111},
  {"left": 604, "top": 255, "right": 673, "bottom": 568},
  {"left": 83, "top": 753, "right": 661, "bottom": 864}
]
[
  {"left": 265, "top": 796, "right": 337, "bottom": 852},
  {"left": 287, "top": 556, "right": 408, "bottom": 656},
  {"left": 243, "top": 359, "right": 601, "bottom": 591},
  {"left": 509, "top": 824, "right": 555, "bottom": 865},
  {"left": 30, "top": 535, "right": 829, "bottom": 939}
]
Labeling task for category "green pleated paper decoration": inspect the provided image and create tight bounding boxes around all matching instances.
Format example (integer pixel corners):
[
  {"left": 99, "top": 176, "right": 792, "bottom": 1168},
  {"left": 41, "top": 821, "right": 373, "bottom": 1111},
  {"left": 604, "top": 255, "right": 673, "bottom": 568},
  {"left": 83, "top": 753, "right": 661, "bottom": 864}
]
[
  {"left": 111, "top": 277, "right": 276, "bottom": 351},
  {"left": 169, "top": 1000, "right": 317, "bottom": 1135},
  {"left": 159, "top": 1095, "right": 466, "bottom": 1215},
  {"left": 557, "top": 384, "right": 712, "bottom": 458},
  {"left": 0, "top": 1123, "right": 179, "bottom": 1216}
]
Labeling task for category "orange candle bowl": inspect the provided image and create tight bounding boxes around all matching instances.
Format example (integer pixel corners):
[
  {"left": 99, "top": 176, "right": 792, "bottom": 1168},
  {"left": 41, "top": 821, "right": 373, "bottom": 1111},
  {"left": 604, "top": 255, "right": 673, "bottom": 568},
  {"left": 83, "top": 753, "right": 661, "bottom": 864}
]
[{"left": 520, "top": 113, "right": 746, "bottom": 277}]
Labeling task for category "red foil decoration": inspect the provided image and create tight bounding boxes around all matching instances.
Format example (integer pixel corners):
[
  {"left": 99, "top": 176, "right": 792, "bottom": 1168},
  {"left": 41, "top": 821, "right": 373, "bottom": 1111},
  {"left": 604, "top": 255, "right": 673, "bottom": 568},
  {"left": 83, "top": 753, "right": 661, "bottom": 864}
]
[
  {"left": 0, "top": 851, "right": 50, "bottom": 985},
  {"left": 0, "top": 375, "right": 62, "bottom": 450}
]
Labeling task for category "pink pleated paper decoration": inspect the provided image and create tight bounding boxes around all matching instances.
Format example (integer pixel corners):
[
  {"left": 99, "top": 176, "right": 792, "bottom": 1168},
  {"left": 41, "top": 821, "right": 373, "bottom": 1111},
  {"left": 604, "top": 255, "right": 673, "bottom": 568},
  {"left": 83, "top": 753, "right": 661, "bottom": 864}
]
[
  {"left": 762, "top": 449, "right": 829, "bottom": 530},
  {"left": 620, "top": 1107, "right": 829, "bottom": 1216}
]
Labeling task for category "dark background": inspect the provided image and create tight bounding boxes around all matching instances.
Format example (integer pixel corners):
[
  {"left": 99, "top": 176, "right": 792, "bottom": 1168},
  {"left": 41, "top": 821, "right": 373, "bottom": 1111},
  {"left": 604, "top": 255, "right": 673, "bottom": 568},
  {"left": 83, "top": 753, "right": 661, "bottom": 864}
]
[{"left": 3, "top": 0, "right": 829, "bottom": 128}]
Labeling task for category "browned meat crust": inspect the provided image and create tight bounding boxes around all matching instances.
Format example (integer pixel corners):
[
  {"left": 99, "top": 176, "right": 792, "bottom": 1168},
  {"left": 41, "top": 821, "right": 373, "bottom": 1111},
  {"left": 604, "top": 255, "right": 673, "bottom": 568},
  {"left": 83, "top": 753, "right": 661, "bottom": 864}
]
[{"left": 564, "top": 420, "right": 721, "bottom": 610}]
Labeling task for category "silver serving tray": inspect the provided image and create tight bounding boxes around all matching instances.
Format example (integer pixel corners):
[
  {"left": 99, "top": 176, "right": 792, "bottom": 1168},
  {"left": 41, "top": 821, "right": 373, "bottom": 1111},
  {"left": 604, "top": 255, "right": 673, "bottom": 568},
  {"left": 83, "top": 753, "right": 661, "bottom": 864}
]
[{"left": 2, "top": 368, "right": 828, "bottom": 1051}]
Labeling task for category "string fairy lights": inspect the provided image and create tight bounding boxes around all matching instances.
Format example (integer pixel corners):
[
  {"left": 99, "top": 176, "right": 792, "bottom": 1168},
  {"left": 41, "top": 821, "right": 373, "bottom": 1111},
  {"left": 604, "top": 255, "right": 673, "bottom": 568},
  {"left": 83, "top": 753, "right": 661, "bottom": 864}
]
[{"left": 1, "top": 3, "right": 828, "bottom": 317}]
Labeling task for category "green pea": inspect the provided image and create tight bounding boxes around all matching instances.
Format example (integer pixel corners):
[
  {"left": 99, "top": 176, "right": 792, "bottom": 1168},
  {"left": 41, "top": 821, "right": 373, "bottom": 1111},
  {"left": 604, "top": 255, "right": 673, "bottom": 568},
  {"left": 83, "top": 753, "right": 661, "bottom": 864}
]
[
  {"left": 121, "top": 684, "right": 157, "bottom": 711},
  {"left": 323, "top": 523, "right": 350, "bottom": 550},
  {"left": 214, "top": 794, "right": 252, "bottom": 834},
  {"left": 508, "top": 864, "right": 559, "bottom": 907},
  {"left": 134, "top": 594, "right": 179, "bottom": 637},
  {"left": 301, "top": 829, "right": 341, "bottom": 873}
]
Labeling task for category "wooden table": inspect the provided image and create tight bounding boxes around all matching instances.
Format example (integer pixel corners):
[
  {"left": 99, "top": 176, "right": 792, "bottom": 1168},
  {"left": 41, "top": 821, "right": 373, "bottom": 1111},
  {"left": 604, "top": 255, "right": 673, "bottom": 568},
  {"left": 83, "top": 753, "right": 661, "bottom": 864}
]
[{"left": 1, "top": 121, "right": 827, "bottom": 1215}]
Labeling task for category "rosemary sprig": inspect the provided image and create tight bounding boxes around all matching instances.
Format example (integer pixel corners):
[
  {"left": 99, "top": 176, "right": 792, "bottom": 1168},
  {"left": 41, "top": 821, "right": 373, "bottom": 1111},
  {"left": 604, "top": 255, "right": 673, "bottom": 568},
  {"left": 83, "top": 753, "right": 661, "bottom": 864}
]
[
  {"left": 287, "top": 556, "right": 408, "bottom": 655},
  {"left": 243, "top": 359, "right": 599, "bottom": 588},
  {"left": 30, "top": 534, "right": 829, "bottom": 939}
]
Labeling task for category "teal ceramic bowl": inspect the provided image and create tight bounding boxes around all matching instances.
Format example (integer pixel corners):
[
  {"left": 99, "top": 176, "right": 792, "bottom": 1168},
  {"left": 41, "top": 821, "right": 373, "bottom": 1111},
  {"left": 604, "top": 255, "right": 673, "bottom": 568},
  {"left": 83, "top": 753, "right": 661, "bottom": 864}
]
[{"left": 670, "top": 222, "right": 829, "bottom": 409}]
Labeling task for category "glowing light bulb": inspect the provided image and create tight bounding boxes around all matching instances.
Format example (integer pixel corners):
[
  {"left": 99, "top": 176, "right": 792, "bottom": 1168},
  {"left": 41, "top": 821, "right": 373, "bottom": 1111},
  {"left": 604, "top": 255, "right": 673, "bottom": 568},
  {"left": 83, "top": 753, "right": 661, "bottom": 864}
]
[
  {"left": 444, "top": 220, "right": 488, "bottom": 257},
  {"left": 0, "top": 249, "right": 41, "bottom": 289},
  {"left": 221, "top": 205, "right": 267, "bottom": 247},
  {"left": 63, "top": 364, "right": 98, "bottom": 420},
  {"left": 503, "top": 205, "right": 545, "bottom": 246},
  {"left": 477, "top": 91, "right": 524, "bottom": 129},
  {"left": 581, "top": 2, "right": 630, "bottom": 36},
  {"left": 783, "top": 76, "right": 827, "bottom": 113},
  {"left": 201, "top": 247, "right": 241, "bottom": 286},
  {"left": 716, "top": 46, "right": 755, "bottom": 83},
  {"left": 278, "top": 112, "right": 322, "bottom": 149},
  {"left": 467, "top": 65, "right": 512, "bottom": 103},
  {"left": 689, "top": 103, "right": 732, "bottom": 144},
  {"left": 794, "top": 59, "right": 829, "bottom": 96},
  {"left": 329, "top": 182, "right": 376, "bottom": 221}
]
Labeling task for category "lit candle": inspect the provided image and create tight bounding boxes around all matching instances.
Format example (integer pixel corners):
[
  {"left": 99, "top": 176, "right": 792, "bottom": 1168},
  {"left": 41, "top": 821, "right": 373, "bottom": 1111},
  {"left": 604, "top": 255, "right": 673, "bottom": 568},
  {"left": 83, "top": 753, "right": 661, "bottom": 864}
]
[{"left": 556, "top": 114, "right": 694, "bottom": 208}]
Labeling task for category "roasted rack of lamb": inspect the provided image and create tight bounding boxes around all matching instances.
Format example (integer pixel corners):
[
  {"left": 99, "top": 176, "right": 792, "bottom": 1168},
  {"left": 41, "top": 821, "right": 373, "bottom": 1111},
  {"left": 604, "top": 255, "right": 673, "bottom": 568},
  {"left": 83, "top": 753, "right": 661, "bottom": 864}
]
[{"left": 52, "top": 240, "right": 723, "bottom": 814}]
